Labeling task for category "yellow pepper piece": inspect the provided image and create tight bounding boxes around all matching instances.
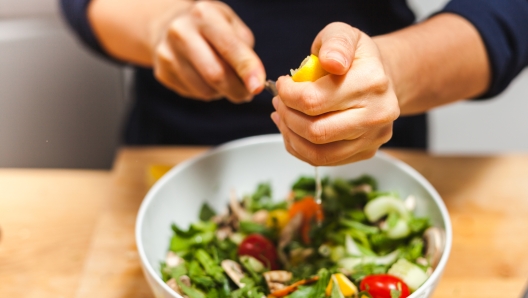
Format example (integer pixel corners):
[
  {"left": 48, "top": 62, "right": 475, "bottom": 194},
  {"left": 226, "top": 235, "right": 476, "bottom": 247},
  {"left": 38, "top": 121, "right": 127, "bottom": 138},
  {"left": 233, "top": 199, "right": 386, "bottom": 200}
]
[
  {"left": 266, "top": 210, "right": 290, "bottom": 230},
  {"left": 325, "top": 273, "right": 358, "bottom": 297}
]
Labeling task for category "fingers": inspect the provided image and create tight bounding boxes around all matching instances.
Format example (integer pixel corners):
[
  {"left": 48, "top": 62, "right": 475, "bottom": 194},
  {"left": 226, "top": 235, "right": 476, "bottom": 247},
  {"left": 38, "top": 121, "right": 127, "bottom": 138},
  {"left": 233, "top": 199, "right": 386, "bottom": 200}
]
[
  {"left": 312, "top": 22, "right": 360, "bottom": 75},
  {"left": 153, "top": 1, "right": 264, "bottom": 103},
  {"left": 271, "top": 111, "right": 392, "bottom": 166},
  {"left": 277, "top": 56, "right": 391, "bottom": 115},
  {"left": 154, "top": 40, "right": 220, "bottom": 100},
  {"left": 272, "top": 23, "right": 400, "bottom": 166},
  {"left": 272, "top": 96, "right": 368, "bottom": 144},
  {"left": 167, "top": 15, "right": 252, "bottom": 102},
  {"left": 213, "top": 2, "right": 255, "bottom": 47},
  {"left": 192, "top": 2, "right": 266, "bottom": 94}
]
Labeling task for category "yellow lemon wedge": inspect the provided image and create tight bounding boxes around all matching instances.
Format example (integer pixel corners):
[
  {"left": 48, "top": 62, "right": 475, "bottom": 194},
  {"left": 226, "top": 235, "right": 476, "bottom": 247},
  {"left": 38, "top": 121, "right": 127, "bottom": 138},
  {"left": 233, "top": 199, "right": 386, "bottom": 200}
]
[
  {"left": 147, "top": 164, "right": 173, "bottom": 187},
  {"left": 325, "top": 273, "right": 358, "bottom": 297},
  {"left": 290, "top": 54, "right": 329, "bottom": 82}
]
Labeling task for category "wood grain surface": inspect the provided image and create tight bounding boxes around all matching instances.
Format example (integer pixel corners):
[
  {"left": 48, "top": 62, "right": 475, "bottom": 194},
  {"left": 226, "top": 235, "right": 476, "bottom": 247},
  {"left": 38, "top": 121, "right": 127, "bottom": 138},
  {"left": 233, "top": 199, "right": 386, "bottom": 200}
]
[{"left": 1, "top": 148, "right": 527, "bottom": 298}]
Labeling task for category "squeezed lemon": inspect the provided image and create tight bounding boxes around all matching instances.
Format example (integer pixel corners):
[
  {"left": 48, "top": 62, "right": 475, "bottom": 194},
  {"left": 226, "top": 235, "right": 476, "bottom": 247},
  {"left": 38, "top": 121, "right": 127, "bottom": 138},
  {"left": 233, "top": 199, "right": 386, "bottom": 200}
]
[{"left": 290, "top": 54, "right": 328, "bottom": 82}]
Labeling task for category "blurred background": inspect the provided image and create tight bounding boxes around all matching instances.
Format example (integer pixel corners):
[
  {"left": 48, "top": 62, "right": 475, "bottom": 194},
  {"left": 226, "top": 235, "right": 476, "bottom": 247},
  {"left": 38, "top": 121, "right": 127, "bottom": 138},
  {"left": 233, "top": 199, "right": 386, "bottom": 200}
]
[{"left": 1, "top": 0, "right": 527, "bottom": 169}]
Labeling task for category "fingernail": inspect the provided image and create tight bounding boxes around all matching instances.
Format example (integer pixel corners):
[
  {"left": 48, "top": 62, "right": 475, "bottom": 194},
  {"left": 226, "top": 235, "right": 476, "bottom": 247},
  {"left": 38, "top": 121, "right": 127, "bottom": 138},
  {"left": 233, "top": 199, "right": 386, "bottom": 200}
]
[
  {"left": 247, "top": 75, "right": 261, "bottom": 94},
  {"left": 272, "top": 97, "right": 279, "bottom": 109},
  {"left": 325, "top": 51, "right": 347, "bottom": 68},
  {"left": 271, "top": 112, "right": 280, "bottom": 124}
]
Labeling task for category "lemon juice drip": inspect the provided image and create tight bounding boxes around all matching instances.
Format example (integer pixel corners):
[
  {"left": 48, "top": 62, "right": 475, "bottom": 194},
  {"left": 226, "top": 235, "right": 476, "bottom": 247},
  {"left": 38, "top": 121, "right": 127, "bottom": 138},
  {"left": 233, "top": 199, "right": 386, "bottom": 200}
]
[{"left": 315, "top": 166, "right": 322, "bottom": 204}]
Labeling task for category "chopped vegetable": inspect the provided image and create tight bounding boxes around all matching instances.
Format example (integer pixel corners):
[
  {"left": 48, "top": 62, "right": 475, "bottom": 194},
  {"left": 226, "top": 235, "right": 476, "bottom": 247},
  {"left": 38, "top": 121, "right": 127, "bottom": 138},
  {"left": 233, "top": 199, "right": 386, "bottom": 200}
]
[
  {"left": 160, "top": 175, "right": 439, "bottom": 297},
  {"left": 266, "top": 209, "right": 290, "bottom": 231},
  {"left": 359, "top": 274, "right": 410, "bottom": 298},
  {"left": 388, "top": 259, "right": 428, "bottom": 292},
  {"left": 199, "top": 203, "right": 216, "bottom": 221},
  {"left": 238, "top": 234, "right": 279, "bottom": 270},
  {"left": 325, "top": 273, "right": 358, "bottom": 297},
  {"left": 288, "top": 197, "right": 324, "bottom": 244},
  {"left": 269, "top": 275, "right": 319, "bottom": 297}
]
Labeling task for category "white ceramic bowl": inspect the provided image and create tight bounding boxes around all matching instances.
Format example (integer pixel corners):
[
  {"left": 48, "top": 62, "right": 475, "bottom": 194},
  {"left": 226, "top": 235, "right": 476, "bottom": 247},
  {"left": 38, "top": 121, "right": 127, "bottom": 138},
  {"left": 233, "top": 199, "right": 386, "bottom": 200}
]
[{"left": 136, "top": 134, "right": 452, "bottom": 298}]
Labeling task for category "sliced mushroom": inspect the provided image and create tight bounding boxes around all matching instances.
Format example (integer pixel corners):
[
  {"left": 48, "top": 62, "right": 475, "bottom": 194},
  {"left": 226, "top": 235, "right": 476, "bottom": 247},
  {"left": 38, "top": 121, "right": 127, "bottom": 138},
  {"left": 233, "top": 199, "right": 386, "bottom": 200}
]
[
  {"left": 221, "top": 259, "right": 246, "bottom": 288},
  {"left": 268, "top": 282, "right": 287, "bottom": 292},
  {"left": 215, "top": 226, "right": 233, "bottom": 241},
  {"left": 166, "top": 251, "right": 185, "bottom": 268},
  {"left": 278, "top": 213, "right": 303, "bottom": 266},
  {"left": 404, "top": 195, "right": 417, "bottom": 211},
  {"left": 211, "top": 208, "right": 229, "bottom": 225},
  {"left": 263, "top": 270, "right": 293, "bottom": 292},
  {"left": 179, "top": 275, "right": 191, "bottom": 287},
  {"left": 166, "top": 278, "right": 184, "bottom": 295},
  {"left": 252, "top": 210, "right": 269, "bottom": 225},
  {"left": 166, "top": 276, "right": 191, "bottom": 297},
  {"left": 423, "top": 226, "right": 445, "bottom": 269},
  {"left": 416, "top": 257, "right": 428, "bottom": 267},
  {"left": 230, "top": 190, "right": 251, "bottom": 222},
  {"left": 351, "top": 183, "right": 372, "bottom": 194}
]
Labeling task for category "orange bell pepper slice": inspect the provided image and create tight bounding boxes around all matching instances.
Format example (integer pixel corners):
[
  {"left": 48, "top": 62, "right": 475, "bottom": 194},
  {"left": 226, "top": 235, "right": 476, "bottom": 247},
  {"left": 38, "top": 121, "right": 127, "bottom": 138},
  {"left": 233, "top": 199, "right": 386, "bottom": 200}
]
[{"left": 288, "top": 196, "right": 324, "bottom": 244}]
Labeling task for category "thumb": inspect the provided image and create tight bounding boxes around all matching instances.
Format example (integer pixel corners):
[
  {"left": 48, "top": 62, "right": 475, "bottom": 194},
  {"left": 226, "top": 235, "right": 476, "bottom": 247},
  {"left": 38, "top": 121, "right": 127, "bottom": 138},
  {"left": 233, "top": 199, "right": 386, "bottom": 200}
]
[{"left": 311, "top": 22, "right": 360, "bottom": 75}]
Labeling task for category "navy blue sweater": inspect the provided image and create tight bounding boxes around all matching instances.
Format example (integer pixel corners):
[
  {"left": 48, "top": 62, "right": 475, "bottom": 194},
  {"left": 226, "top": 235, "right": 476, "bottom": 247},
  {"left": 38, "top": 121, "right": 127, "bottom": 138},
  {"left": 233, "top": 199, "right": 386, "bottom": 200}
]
[{"left": 60, "top": 0, "right": 528, "bottom": 147}]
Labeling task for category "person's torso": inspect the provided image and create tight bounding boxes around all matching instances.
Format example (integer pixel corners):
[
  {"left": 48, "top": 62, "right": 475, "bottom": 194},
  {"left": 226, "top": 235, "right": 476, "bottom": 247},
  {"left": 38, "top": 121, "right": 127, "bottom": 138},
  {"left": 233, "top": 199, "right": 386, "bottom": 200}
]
[{"left": 127, "top": 0, "right": 424, "bottom": 147}]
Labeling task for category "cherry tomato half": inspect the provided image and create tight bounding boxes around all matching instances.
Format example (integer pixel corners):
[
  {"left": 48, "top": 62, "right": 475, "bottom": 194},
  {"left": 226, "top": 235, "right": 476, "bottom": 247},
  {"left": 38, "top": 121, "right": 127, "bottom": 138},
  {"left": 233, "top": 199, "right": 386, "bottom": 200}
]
[
  {"left": 360, "top": 274, "right": 410, "bottom": 298},
  {"left": 237, "top": 234, "right": 279, "bottom": 270}
]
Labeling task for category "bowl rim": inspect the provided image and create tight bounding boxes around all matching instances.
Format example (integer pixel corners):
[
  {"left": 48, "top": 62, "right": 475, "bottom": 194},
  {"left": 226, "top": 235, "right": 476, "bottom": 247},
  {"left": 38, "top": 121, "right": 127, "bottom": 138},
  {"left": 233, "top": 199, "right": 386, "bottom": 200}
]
[{"left": 135, "top": 134, "right": 452, "bottom": 297}]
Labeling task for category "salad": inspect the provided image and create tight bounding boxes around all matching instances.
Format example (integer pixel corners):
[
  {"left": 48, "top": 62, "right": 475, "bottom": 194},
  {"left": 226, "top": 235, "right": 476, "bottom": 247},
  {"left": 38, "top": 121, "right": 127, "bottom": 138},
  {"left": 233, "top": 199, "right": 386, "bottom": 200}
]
[{"left": 160, "top": 175, "right": 444, "bottom": 298}]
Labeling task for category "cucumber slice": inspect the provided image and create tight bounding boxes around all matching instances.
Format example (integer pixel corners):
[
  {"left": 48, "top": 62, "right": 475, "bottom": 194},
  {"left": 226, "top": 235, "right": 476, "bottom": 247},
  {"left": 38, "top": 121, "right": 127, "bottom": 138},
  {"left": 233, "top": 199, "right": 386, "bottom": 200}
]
[{"left": 388, "top": 258, "right": 429, "bottom": 292}]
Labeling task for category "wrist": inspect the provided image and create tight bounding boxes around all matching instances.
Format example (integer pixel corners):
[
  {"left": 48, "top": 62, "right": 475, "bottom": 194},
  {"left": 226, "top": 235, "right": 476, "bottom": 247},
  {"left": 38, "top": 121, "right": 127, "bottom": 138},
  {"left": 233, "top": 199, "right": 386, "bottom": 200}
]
[
  {"left": 373, "top": 35, "right": 411, "bottom": 113},
  {"left": 88, "top": 0, "right": 193, "bottom": 66}
]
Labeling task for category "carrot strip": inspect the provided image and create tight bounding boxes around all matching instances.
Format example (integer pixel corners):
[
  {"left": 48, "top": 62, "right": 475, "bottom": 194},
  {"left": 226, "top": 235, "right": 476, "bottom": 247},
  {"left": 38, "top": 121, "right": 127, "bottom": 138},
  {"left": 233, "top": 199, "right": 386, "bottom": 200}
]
[{"left": 269, "top": 276, "right": 319, "bottom": 297}]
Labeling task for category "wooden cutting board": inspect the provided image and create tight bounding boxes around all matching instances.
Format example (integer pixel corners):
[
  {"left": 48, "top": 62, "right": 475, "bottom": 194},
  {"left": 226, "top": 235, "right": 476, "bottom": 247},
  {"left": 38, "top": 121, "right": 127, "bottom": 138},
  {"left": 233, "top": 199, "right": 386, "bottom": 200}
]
[{"left": 2, "top": 147, "right": 528, "bottom": 298}]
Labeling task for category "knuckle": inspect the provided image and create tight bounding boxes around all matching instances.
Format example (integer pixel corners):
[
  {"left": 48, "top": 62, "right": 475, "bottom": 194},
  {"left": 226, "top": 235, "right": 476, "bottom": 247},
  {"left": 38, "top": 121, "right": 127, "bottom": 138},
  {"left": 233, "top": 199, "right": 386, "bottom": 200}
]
[
  {"left": 299, "top": 88, "right": 324, "bottom": 116},
  {"left": 234, "top": 56, "right": 256, "bottom": 77},
  {"left": 367, "top": 68, "right": 390, "bottom": 94},
  {"left": 363, "top": 150, "right": 377, "bottom": 160},
  {"left": 216, "top": 35, "right": 242, "bottom": 58},
  {"left": 330, "top": 34, "right": 353, "bottom": 52},
  {"left": 379, "top": 125, "right": 394, "bottom": 144},
  {"left": 202, "top": 66, "right": 225, "bottom": 86},
  {"left": 190, "top": 2, "right": 209, "bottom": 19},
  {"left": 167, "top": 23, "right": 185, "bottom": 42},
  {"left": 364, "top": 99, "right": 399, "bottom": 128},
  {"left": 306, "top": 121, "right": 329, "bottom": 144},
  {"left": 306, "top": 147, "right": 329, "bottom": 166}
]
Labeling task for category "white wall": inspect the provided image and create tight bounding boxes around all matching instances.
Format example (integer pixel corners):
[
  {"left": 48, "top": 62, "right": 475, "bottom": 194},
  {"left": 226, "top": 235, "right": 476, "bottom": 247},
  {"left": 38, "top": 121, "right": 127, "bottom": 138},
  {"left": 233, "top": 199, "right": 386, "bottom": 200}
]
[{"left": 0, "top": 2, "right": 126, "bottom": 169}]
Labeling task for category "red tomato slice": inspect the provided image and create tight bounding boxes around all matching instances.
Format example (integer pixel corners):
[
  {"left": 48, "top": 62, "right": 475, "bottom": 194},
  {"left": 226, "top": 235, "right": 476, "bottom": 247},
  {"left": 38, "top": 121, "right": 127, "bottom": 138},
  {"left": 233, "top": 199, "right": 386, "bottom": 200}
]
[
  {"left": 237, "top": 234, "right": 279, "bottom": 270},
  {"left": 360, "top": 274, "right": 410, "bottom": 298}
]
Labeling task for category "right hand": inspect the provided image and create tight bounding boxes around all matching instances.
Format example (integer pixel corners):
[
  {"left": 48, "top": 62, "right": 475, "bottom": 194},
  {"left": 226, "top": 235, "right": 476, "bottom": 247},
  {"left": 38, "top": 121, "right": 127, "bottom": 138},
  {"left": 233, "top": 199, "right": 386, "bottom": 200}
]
[{"left": 152, "top": 1, "right": 266, "bottom": 103}]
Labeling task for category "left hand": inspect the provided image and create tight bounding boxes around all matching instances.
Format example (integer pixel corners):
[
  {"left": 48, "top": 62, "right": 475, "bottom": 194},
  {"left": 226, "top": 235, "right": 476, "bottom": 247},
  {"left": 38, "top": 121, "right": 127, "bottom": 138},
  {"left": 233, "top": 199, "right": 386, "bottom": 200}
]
[{"left": 271, "top": 22, "right": 400, "bottom": 166}]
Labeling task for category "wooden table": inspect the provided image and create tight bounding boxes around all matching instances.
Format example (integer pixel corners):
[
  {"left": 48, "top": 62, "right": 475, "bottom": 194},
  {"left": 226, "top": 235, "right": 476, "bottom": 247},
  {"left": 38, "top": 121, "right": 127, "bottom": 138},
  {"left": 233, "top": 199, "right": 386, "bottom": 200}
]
[{"left": 1, "top": 147, "right": 528, "bottom": 298}]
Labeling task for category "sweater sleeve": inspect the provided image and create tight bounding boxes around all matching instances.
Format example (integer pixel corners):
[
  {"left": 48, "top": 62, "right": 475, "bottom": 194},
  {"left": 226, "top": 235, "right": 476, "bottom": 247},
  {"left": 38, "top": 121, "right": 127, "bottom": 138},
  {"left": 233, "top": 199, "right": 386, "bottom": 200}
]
[
  {"left": 439, "top": 0, "right": 528, "bottom": 99},
  {"left": 60, "top": 0, "right": 120, "bottom": 63}
]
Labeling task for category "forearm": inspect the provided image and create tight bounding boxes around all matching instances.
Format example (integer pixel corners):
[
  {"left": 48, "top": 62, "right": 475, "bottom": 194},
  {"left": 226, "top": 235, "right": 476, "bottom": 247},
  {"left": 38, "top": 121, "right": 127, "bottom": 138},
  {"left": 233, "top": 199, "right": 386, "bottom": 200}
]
[
  {"left": 88, "top": 0, "right": 192, "bottom": 66},
  {"left": 374, "top": 13, "right": 490, "bottom": 116}
]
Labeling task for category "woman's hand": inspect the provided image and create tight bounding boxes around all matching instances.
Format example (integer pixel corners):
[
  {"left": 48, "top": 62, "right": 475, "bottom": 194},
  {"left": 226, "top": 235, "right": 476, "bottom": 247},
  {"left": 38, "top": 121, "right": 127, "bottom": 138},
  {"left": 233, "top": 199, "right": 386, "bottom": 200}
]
[
  {"left": 152, "top": 1, "right": 266, "bottom": 102},
  {"left": 272, "top": 22, "right": 400, "bottom": 166}
]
